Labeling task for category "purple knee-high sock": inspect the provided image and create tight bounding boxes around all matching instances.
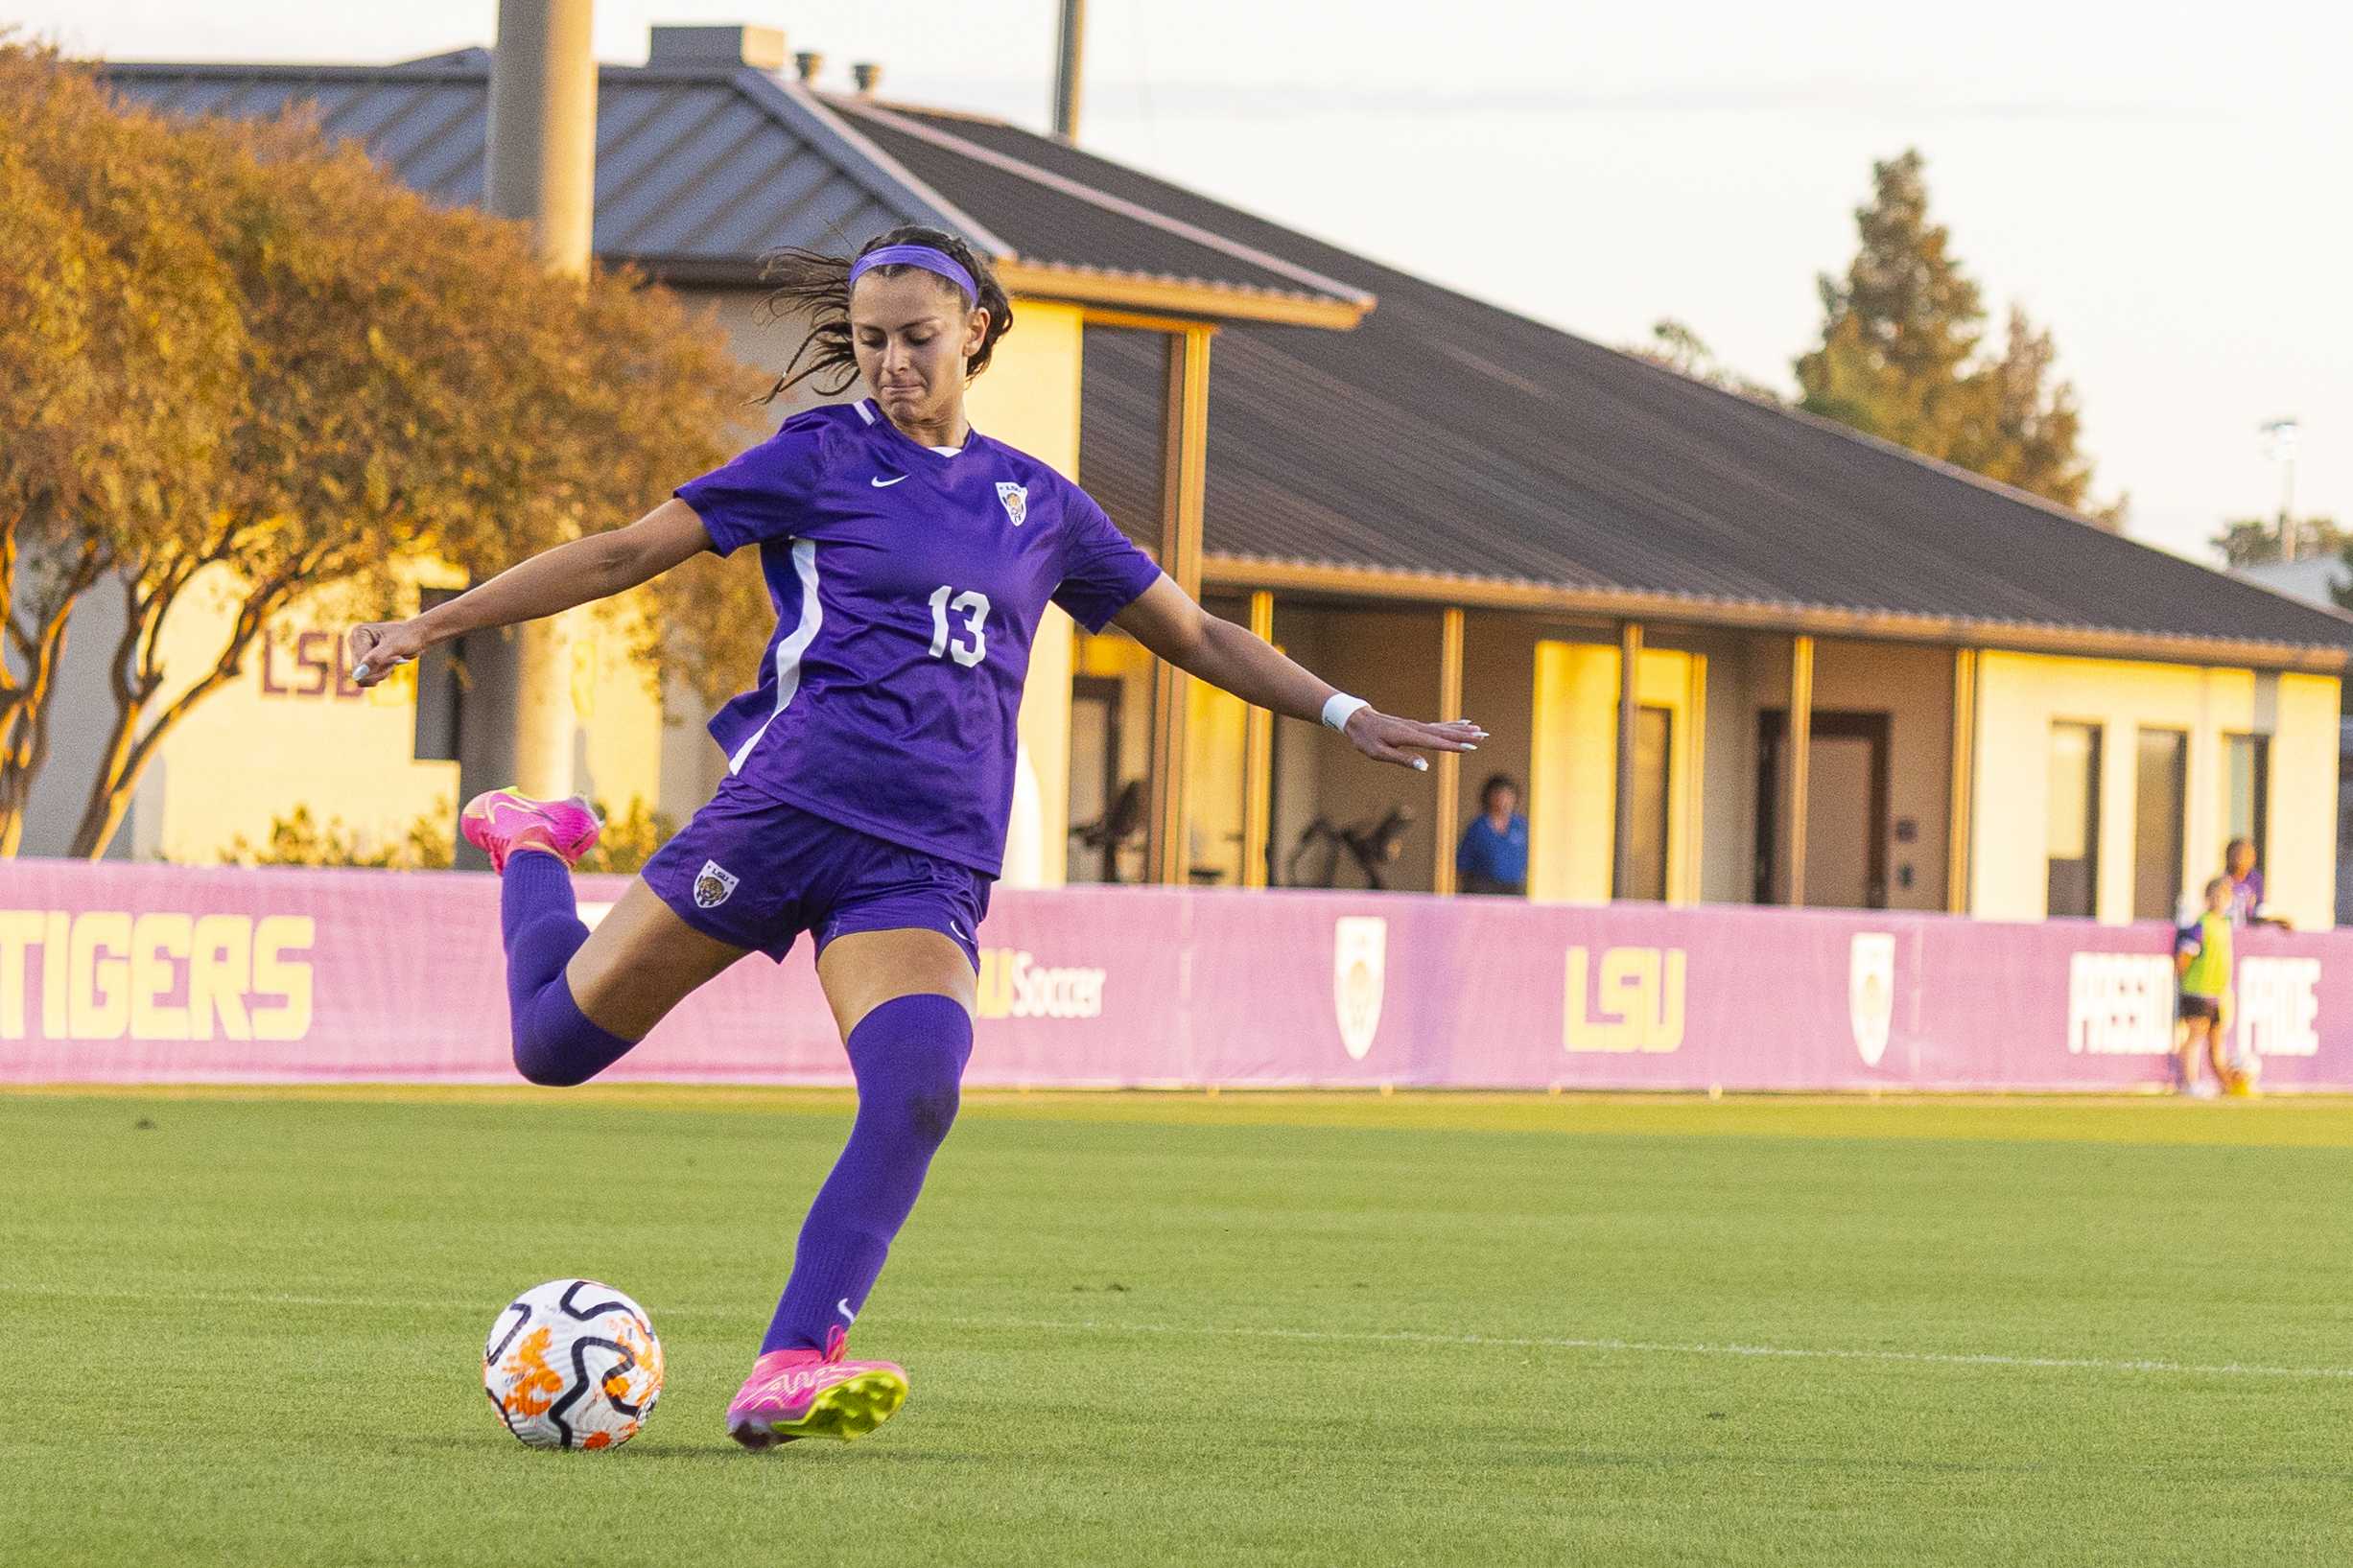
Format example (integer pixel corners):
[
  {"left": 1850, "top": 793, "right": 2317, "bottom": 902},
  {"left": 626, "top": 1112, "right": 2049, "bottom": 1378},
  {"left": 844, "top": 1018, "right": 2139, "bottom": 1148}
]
[
  {"left": 500, "top": 852, "right": 635, "bottom": 1088},
  {"left": 763, "top": 993, "right": 973, "bottom": 1353}
]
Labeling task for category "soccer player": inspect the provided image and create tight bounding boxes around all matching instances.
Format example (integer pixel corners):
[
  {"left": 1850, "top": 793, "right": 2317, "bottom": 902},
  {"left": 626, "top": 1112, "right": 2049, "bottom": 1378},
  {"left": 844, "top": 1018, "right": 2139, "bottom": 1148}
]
[
  {"left": 346, "top": 227, "right": 1483, "bottom": 1451},
  {"left": 2175, "top": 876, "right": 2234, "bottom": 1097},
  {"left": 2223, "top": 836, "right": 2290, "bottom": 929}
]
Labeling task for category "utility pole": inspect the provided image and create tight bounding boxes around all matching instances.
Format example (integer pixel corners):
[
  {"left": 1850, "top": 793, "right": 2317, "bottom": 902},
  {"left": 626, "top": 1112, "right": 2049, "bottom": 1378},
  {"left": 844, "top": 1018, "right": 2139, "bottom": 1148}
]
[
  {"left": 468, "top": 0, "right": 598, "bottom": 827},
  {"left": 2262, "top": 418, "right": 2300, "bottom": 562},
  {"left": 1052, "top": 0, "right": 1085, "bottom": 140}
]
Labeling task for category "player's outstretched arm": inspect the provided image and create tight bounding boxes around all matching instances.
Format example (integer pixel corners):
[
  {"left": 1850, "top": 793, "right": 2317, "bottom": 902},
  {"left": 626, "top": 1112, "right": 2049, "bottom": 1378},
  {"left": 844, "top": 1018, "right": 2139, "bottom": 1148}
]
[
  {"left": 1113, "top": 575, "right": 1485, "bottom": 772},
  {"left": 345, "top": 499, "right": 714, "bottom": 687}
]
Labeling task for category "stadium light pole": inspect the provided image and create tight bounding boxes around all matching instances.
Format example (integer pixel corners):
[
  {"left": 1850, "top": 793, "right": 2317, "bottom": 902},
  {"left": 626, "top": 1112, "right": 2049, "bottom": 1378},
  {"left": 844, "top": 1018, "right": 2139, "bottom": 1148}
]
[
  {"left": 478, "top": 0, "right": 599, "bottom": 815},
  {"left": 2261, "top": 418, "right": 2300, "bottom": 562},
  {"left": 1052, "top": 0, "right": 1085, "bottom": 139}
]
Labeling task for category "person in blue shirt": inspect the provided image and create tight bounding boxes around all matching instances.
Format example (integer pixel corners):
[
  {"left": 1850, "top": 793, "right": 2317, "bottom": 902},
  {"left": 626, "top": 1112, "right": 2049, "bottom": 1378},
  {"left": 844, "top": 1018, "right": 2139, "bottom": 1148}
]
[{"left": 1456, "top": 773, "right": 1529, "bottom": 896}]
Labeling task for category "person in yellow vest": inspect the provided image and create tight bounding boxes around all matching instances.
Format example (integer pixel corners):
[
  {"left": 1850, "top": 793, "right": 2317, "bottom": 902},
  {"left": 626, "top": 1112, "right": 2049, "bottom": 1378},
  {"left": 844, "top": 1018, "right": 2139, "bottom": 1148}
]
[{"left": 2174, "top": 876, "right": 2237, "bottom": 1098}]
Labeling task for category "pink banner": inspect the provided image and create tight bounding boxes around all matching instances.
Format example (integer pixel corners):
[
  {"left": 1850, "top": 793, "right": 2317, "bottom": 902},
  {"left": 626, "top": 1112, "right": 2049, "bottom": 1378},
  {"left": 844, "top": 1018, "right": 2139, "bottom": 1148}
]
[{"left": 0, "top": 861, "right": 2343, "bottom": 1089}]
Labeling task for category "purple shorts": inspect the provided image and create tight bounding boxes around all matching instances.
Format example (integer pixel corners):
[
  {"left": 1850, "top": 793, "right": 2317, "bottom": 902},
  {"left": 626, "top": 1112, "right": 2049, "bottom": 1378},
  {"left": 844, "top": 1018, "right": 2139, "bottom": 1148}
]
[{"left": 641, "top": 780, "right": 991, "bottom": 969}]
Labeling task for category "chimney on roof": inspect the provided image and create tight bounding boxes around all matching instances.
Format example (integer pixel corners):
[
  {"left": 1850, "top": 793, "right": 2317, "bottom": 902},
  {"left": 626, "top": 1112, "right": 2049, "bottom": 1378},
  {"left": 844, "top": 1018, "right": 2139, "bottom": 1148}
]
[
  {"left": 793, "top": 50, "right": 823, "bottom": 83},
  {"left": 647, "top": 24, "right": 788, "bottom": 72},
  {"left": 851, "top": 61, "right": 882, "bottom": 97}
]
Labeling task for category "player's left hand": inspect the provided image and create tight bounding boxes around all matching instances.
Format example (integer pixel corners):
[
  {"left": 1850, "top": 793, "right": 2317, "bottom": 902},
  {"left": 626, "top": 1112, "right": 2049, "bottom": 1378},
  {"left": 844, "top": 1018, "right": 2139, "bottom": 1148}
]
[{"left": 1342, "top": 711, "right": 1486, "bottom": 772}]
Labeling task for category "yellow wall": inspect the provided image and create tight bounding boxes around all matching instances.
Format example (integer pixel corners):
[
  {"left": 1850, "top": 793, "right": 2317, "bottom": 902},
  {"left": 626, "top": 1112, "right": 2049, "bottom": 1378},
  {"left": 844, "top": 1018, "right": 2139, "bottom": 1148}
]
[
  {"left": 569, "top": 596, "right": 671, "bottom": 822},
  {"left": 2267, "top": 671, "right": 2341, "bottom": 928},
  {"left": 1527, "top": 641, "right": 1706, "bottom": 903},
  {"left": 1970, "top": 651, "right": 2341, "bottom": 927},
  {"left": 151, "top": 565, "right": 464, "bottom": 863},
  {"left": 970, "top": 298, "right": 1085, "bottom": 888},
  {"left": 1182, "top": 597, "right": 1255, "bottom": 884}
]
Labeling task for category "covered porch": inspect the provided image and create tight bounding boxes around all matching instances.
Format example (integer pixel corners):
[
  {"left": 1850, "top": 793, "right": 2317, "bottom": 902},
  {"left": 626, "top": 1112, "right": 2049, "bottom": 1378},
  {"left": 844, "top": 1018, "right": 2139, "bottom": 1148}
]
[{"left": 1062, "top": 576, "right": 2344, "bottom": 931}]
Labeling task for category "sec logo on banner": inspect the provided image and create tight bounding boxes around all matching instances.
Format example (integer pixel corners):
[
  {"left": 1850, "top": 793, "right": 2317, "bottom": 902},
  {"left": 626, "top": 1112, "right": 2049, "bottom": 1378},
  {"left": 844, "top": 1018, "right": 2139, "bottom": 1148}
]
[
  {"left": 1849, "top": 933, "right": 1895, "bottom": 1067},
  {"left": 1331, "top": 916, "right": 1386, "bottom": 1061}
]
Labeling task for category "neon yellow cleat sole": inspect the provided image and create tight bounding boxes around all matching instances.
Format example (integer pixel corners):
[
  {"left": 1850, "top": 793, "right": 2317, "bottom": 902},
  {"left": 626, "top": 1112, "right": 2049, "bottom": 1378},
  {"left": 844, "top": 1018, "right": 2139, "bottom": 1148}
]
[{"left": 732, "top": 1367, "right": 909, "bottom": 1448}]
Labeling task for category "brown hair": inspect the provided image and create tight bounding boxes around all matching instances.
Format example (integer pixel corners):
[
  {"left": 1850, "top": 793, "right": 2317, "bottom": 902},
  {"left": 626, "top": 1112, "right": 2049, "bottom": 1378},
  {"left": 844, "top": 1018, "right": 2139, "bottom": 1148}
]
[{"left": 754, "top": 225, "right": 1013, "bottom": 403}]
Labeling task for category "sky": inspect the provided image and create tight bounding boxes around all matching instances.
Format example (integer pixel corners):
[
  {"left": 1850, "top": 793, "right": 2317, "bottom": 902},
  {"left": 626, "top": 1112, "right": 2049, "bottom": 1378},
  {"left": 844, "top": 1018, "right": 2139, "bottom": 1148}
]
[{"left": 18, "top": 1, "right": 2353, "bottom": 563}]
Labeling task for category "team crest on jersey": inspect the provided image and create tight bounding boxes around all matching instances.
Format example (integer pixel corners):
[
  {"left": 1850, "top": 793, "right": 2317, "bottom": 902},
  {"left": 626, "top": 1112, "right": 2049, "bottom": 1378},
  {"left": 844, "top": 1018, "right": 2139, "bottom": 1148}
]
[
  {"left": 693, "top": 859, "right": 740, "bottom": 910},
  {"left": 995, "top": 481, "right": 1028, "bottom": 527}
]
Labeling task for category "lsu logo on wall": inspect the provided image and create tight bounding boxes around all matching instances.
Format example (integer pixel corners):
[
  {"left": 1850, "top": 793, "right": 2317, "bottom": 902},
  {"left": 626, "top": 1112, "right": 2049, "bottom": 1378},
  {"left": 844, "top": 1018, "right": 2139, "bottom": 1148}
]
[
  {"left": 1849, "top": 933, "right": 1895, "bottom": 1067},
  {"left": 1331, "top": 917, "right": 1386, "bottom": 1060},
  {"left": 2235, "top": 956, "right": 2320, "bottom": 1059},
  {"left": 0, "top": 910, "right": 314, "bottom": 1041},
  {"left": 976, "top": 948, "right": 1107, "bottom": 1021},
  {"left": 1564, "top": 946, "right": 1685, "bottom": 1054},
  {"left": 2065, "top": 953, "right": 2175, "bottom": 1055}
]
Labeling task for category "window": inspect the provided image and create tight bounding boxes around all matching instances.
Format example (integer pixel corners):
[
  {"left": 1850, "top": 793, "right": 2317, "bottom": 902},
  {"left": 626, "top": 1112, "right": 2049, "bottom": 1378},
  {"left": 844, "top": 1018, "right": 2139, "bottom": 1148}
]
[
  {"left": 2132, "top": 729, "right": 2186, "bottom": 922},
  {"left": 1619, "top": 706, "right": 1672, "bottom": 901},
  {"left": 2047, "top": 722, "right": 2102, "bottom": 919},
  {"left": 2224, "top": 734, "right": 2271, "bottom": 870}
]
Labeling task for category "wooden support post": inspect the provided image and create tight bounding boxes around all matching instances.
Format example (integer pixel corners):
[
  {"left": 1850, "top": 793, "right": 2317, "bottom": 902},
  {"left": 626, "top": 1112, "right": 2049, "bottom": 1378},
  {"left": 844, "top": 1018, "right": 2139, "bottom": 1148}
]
[
  {"left": 1787, "top": 633, "right": 1815, "bottom": 907},
  {"left": 1145, "top": 324, "right": 1212, "bottom": 884},
  {"left": 1241, "top": 590, "right": 1276, "bottom": 889},
  {"left": 1612, "top": 620, "right": 1644, "bottom": 899},
  {"left": 1433, "top": 606, "right": 1467, "bottom": 895},
  {"left": 1947, "top": 647, "right": 1977, "bottom": 915}
]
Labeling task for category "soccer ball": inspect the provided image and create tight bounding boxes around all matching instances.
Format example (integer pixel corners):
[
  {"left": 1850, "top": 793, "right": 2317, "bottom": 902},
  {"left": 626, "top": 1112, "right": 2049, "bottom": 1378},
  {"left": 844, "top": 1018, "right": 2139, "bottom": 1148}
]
[
  {"left": 483, "top": 1278, "right": 665, "bottom": 1450},
  {"left": 2225, "top": 1049, "right": 2264, "bottom": 1096}
]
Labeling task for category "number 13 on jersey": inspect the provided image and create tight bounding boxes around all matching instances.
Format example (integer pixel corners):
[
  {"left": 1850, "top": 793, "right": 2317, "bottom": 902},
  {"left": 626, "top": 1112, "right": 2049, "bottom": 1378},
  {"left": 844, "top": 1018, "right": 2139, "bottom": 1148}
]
[{"left": 928, "top": 585, "right": 991, "bottom": 667}]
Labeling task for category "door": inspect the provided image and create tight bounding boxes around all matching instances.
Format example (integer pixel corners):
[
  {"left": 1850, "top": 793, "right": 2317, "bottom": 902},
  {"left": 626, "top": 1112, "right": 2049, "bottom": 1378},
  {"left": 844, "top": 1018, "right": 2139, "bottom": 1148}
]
[{"left": 1753, "top": 710, "right": 1892, "bottom": 908}]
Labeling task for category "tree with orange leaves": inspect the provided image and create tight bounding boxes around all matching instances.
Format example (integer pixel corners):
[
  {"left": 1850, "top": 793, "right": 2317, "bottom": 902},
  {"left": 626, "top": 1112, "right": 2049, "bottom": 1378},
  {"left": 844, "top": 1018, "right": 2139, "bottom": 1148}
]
[{"left": 0, "top": 40, "right": 762, "bottom": 857}]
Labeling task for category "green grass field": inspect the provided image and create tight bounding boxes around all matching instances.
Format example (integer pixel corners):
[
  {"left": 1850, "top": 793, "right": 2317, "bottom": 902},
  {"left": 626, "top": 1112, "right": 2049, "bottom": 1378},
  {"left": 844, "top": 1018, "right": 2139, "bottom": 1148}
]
[{"left": 4, "top": 1087, "right": 2348, "bottom": 1566}]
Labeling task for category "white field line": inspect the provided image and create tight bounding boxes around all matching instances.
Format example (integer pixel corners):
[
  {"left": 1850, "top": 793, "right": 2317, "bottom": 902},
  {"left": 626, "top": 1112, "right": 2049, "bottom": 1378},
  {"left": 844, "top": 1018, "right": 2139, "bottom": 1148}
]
[{"left": 6, "top": 1280, "right": 2348, "bottom": 1383}]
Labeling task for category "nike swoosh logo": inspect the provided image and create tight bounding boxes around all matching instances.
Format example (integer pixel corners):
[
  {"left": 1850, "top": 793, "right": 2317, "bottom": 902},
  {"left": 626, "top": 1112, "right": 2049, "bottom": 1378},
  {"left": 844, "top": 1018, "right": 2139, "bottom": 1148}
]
[
  {"left": 837, "top": 1298, "right": 858, "bottom": 1323},
  {"left": 870, "top": 475, "right": 907, "bottom": 488}
]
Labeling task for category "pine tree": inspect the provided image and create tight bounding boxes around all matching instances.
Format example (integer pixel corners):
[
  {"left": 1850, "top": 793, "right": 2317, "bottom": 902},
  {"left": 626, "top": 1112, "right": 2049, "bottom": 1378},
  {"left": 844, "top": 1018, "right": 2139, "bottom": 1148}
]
[{"left": 1798, "top": 150, "right": 2118, "bottom": 523}]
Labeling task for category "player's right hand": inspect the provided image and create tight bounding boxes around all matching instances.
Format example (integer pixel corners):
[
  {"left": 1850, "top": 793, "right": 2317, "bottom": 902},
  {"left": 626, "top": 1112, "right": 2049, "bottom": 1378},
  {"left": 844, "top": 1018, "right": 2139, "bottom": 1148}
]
[
  {"left": 1343, "top": 710, "right": 1486, "bottom": 773},
  {"left": 346, "top": 620, "right": 427, "bottom": 688}
]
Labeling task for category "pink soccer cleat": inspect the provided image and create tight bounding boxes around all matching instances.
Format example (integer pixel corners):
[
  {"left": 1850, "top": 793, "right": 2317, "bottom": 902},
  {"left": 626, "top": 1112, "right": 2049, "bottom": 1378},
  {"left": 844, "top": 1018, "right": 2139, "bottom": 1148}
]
[
  {"left": 724, "top": 1328, "right": 909, "bottom": 1450},
  {"left": 459, "top": 788, "right": 602, "bottom": 873}
]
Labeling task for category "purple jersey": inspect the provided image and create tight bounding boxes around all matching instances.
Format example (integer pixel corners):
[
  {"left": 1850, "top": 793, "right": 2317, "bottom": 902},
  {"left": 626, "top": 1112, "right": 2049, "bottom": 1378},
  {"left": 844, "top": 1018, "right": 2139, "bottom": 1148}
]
[
  {"left": 2227, "top": 869, "right": 2265, "bottom": 926},
  {"left": 675, "top": 400, "right": 1161, "bottom": 878}
]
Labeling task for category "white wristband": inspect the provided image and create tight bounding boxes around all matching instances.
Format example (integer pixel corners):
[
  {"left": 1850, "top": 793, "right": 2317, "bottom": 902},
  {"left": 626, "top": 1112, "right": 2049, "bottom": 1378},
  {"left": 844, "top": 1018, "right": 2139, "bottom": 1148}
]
[{"left": 1321, "top": 692, "right": 1370, "bottom": 733}]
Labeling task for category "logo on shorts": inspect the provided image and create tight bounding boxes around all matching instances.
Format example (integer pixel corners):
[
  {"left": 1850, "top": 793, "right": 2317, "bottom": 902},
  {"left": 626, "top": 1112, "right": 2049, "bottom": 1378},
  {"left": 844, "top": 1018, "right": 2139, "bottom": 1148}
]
[
  {"left": 693, "top": 859, "right": 740, "bottom": 910},
  {"left": 995, "top": 480, "right": 1028, "bottom": 527},
  {"left": 1332, "top": 916, "right": 1387, "bottom": 1061},
  {"left": 1849, "top": 932, "right": 1895, "bottom": 1067}
]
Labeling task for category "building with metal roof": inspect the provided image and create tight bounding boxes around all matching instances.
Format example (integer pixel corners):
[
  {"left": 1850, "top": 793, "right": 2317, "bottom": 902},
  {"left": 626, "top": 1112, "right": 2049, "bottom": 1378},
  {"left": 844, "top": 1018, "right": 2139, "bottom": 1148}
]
[{"left": 89, "top": 23, "right": 2348, "bottom": 928}]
